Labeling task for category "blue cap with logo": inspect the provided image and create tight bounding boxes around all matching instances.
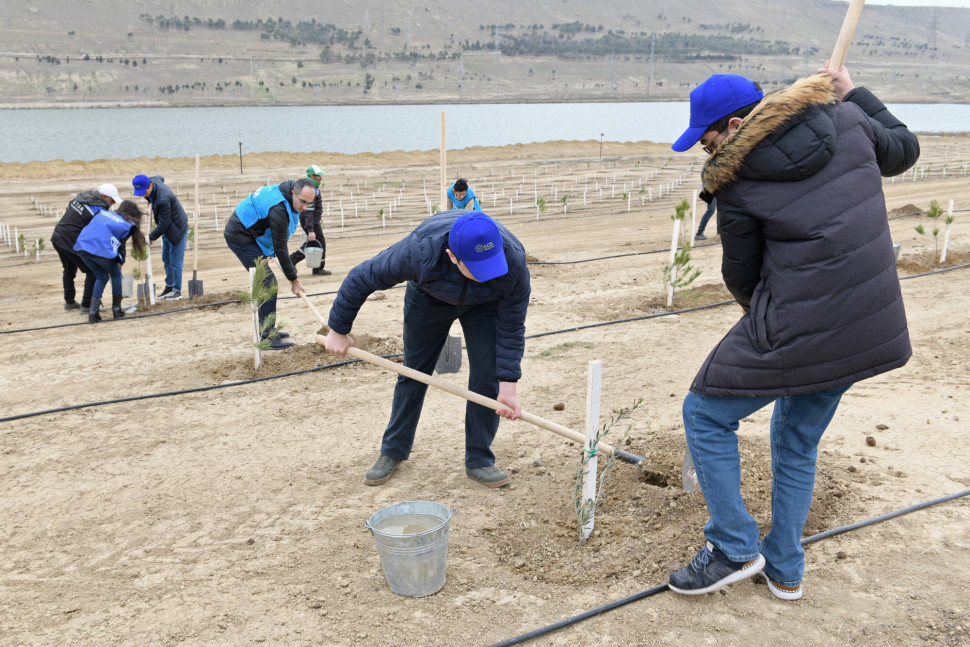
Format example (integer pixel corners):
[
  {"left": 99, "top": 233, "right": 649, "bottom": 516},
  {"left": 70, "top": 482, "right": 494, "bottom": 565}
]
[
  {"left": 449, "top": 212, "right": 508, "bottom": 282},
  {"left": 132, "top": 174, "right": 151, "bottom": 197},
  {"left": 672, "top": 74, "right": 764, "bottom": 152}
]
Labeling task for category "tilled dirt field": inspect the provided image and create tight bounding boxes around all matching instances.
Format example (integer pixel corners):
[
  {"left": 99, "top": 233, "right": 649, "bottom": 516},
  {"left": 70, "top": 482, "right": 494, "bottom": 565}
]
[{"left": 1, "top": 138, "right": 969, "bottom": 646}]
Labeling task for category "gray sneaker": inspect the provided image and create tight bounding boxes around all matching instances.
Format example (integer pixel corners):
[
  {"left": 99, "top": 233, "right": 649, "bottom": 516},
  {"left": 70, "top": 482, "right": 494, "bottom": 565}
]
[
  {"left": 466, "top": 465, "right": 511, "bottom": 488},
  {"left": 365, "top": 454, "right": 402, "bottom": 486}
]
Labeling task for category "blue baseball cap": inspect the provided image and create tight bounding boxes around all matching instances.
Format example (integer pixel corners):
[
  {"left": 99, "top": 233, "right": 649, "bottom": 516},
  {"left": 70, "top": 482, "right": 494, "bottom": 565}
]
[
  {"left": 449, "top": 212, "right": 508, "bottom": 282},
  {"left": 672, "top": 74, "right": 764, "bottom": 152},
  {"left": 132, "top": 174, "right": 151, "bottom": 197}
]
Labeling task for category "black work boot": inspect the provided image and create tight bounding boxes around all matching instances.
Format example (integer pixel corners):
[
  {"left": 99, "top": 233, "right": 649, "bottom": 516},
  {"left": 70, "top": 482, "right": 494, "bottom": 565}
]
[
  {"left": 112, "top": 294, "right": 125, "bottom": 319},
  {"left": 312, "top": 266, "right": 332, "bottom": 276},
  {"left": 88, "top": 298, "right": 103, "bottom": 323}
]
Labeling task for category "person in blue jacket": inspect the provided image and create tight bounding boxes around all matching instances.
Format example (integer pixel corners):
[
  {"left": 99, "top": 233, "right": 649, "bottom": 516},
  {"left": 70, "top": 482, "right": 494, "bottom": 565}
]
[
  {"left": 223, "top": 178, "right": 315, "bottom": 350},
  {"left": 73, "top": 200, "right": 147, "bottom": 323},
  {"left": 446, "top": 178, "right": 482, "bottom": 211},
  {"left": 132, "top": 174, "right": 189, "bottom": 300},
  {"left": 324, "top": 210, "right": 531, "bottom": 488}
]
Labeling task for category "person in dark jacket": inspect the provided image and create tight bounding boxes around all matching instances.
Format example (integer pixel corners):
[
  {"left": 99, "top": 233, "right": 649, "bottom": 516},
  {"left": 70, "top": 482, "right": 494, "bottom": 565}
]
[
  {"left": 446, "top": 178, "right": 482, "bottom": 211},
  {"left": 224, "top": 179, "right": 313, "bottom": 350},
  {"left": 324, "top": 210, "right": 531, "bottom": 488},
  {"left": 288, "top": 165, "right": 331, "bottom": 276},
  {"left": 666, "top": 64, "right": 919, "bottom": 600},
  {"left": 74, "top": 200, "right": 147, "bottom": 323},
  {"left": 51, "top": 183, "right": 122, "bottom": 314},
  {"left": 132, "top": 174, "right": 189, "bottom": 300}
]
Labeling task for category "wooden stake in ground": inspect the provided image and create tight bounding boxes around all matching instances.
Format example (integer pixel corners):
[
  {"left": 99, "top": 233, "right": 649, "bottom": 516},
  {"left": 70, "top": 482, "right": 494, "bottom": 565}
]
[
  {"left": 581, "top": 361, "right": 602, "bottom": 542},
  {"left": 250, "top": 267, "right": 261, "bottom": 370},
  {"left": 188, "top": 154, "right": 204, "bottom": 299},
  {"left": 440, "top": 110, "right": 447, "bottom": 212},
  {"left": 144, "top": 239, "right": 157, "bottom": 306}
]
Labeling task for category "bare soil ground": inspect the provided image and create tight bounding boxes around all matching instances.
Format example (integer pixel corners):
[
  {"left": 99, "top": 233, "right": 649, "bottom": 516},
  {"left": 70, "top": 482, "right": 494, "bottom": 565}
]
[{"left": 1, "top": 138, "right": 969, "bottom": 646}]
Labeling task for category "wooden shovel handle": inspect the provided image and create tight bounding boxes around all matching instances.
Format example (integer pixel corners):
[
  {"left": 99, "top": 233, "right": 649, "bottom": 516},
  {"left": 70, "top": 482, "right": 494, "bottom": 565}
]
[
  {"left": 297, "top": 290, "right": 326, "bottom": 324},
  {"left": 315, "top": 337, "right": 645, "bottom": 466},
  {"left": 830, "top": 0, "right": 865, "bottom": 72},
  {"left": 298, "top": 291, "right": 645, "bottom": 466}
]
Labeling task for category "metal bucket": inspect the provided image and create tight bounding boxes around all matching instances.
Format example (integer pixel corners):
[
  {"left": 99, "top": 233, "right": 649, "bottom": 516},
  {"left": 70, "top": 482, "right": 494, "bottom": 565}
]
[
  {"left": 304, "top": 242, "right": 323, "bottom": 269},
  {"left": 365, "top": 501, "right": 456, "bottom": 597},
  {"left": 893, "top": 243, "right": 901, "bottom": 261},
  {"left": 121, "top": 274, "right": 134, "bottom": 298}
]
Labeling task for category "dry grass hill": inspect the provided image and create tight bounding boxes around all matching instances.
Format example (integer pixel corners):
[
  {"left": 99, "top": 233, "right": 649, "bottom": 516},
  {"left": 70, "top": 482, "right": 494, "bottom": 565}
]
[{"left": 1, "top": 0, "right": 969, "bottom": 107}]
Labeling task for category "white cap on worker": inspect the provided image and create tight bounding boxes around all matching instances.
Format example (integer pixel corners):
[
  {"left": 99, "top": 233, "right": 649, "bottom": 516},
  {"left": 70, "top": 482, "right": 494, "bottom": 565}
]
[{"left": 97, "top": 183, "right": 122, "bottom": 205}]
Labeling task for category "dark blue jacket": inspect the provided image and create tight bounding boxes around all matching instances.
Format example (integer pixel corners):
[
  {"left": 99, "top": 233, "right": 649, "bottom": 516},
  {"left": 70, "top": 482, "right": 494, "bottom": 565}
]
[
  {"left": 328, "top": 210, "right": 531, "bottom": 382},
  {"left": 694, "top": 76, "right": 919, "bottom": 397},
  {"left": 51, "top": 189, "right": 111, "bottom": 252},
  {"left": 145, "top": 176, "right": 188, "bottom": 245}
]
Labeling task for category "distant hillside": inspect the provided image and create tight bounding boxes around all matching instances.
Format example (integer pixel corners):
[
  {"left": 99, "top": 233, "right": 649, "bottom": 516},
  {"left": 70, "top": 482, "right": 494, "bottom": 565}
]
[{"left": 1, "top": 0, "right": 968, "bottom": 106}]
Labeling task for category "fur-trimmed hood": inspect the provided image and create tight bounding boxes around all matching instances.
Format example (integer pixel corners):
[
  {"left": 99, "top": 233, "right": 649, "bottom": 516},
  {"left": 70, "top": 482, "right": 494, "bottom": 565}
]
[{"left": 702, "top": 74, "right": 839, "bottom": 193}]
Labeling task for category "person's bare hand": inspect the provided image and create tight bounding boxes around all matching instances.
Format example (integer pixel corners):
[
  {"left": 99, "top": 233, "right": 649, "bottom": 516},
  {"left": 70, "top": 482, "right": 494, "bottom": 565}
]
[
  {"left": 495, "top": 381, "right": 522, "bottom": 420},
  {"left": 290, "top": 278, "right": 304, "bottom": 296},
  {"left": 324, "top": 329, "right": 354, "bottom": 356},
  {"left": 818, "top": 59, "right": 855, "bottom": 101}
]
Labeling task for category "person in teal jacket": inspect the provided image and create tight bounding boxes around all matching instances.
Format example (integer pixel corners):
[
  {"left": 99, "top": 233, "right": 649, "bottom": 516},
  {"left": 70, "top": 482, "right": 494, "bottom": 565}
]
[
  {"left": 73, "top": 200, "right": 147, "bottom": 322},
  {"left": 223, "top": 178, "right": 314, "bottom": 350},
  {"left": 447, "top": 178, "right": 482, "bottom": 211}
]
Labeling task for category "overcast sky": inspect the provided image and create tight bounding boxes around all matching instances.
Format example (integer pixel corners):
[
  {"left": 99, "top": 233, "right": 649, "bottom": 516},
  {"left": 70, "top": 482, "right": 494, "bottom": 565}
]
[{"left": 843, "top": 0, "right": 970, "bottom": 6}]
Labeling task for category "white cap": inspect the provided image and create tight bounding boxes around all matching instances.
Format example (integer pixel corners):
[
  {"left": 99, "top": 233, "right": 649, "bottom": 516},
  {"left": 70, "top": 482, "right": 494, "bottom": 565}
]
[{"left": 97, "top": 183, "right": 122, "bottom": 205}]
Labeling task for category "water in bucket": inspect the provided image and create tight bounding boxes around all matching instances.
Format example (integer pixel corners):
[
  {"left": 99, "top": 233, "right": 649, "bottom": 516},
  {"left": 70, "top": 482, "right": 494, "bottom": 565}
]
[{"left": 365, "top": 500, "right": 456, "bottom": 597}]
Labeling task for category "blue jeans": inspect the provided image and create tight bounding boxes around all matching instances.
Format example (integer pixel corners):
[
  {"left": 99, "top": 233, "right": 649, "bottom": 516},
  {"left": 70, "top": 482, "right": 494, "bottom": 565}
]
[
  {"left": 162, "top": 233, "right": 187, "bottom": 291},
  {"left": 682, "top": 385, "right": 850, "bottom": 587},
  {"left": 225, "top": 235, "right": 277, "bottom": 332},
  {"left": 381, "top": 283, "right": 501, "bottom": 469},
  {"left": 696, "top": 197, "right": 716, "bottom": 235},
  {"left": 77, "top": 252, "right": 122, "bottom": 301}
]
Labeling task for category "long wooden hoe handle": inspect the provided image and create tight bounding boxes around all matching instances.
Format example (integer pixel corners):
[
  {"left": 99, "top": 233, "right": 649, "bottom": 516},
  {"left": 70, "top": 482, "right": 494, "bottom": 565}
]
[
  {"left": 298, "top": 290, "right": 645, "bottom": 466},
  {"left": 830, "top": 0, "right": 865, "bottom": 71}
]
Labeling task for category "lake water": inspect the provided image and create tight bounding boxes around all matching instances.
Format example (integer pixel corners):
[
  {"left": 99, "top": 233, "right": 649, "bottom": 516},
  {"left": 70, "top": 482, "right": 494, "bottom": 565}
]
[{"left": 1, "top": 102, "right": 968, "bottom": 164}]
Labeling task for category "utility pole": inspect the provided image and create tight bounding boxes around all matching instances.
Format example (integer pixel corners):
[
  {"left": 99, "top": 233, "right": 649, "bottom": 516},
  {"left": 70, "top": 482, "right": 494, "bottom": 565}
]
[
  {"left": 609, "top": 53, "right": 617, "bottom": 97},
  {"left": 250, "top": 55, "right": 255, "bottom": 99},
  {"left": 599, "top": 133, "right": 604, "bottom": 160},
  {"left": 648, "top": 34, "right": 655, "bottom": 95},
  {"left": 239, "top": 142, "right": 243, "bottom": 175}
]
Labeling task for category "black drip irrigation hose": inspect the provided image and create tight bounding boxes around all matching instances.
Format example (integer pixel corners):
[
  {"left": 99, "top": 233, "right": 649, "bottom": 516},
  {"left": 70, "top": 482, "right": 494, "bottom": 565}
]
[
  {"left": 0, "top": 299, "right": 735, "bottom": 423},
  {"left": 487, "top": 487, "right": 970, "bottom": 647},
  {"left": 4, "top": 261, "right": 970, "bottom": 421},
  {"left": 0, "top": 353, "right": 400, "bottom": 423},
  {"left": 0, "top": 287, "right": 347, "bottom": 335}
]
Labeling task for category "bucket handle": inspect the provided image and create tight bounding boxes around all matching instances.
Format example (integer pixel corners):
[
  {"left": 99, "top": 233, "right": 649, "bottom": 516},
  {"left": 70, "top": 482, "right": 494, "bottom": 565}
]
[{"left": 364, "top": 508, "right": 458, "bottom": 531}]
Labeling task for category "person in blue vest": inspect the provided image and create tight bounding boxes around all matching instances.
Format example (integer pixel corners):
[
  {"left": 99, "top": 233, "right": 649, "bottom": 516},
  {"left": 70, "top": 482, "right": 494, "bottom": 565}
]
[
  {"left": 446, "top": 178, "right": 482, "bottom": 211},
  {"left": 224, "top": 178, "right": 315, "bottom": 350},
  {"left": 324, "top": 210, "right": 531, "bottom": 488},
  {"left": 73, "top": 200, "right": 147, "bottom": 323},
  {"left": 131, "top": 174, "right": 189, "bottom": 300}
]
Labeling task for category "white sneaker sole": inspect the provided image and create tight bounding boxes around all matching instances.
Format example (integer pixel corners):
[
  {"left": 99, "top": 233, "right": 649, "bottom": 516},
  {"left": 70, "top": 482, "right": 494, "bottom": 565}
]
[
  {"left": 763, "top": 573, "right": 803, "bottom": 600},
  {"left": 669, "top": 553, "right": 765, "bottom": 595}
]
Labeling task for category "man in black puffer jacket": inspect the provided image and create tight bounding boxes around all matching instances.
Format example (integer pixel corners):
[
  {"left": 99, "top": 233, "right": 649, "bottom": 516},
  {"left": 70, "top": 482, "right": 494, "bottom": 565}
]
[
  {"left": 51, "top": 183, "right": 122, "bottom": 313},
  {"left": 324, "top": 210, "right": 531, "bottom": 489},
  {"left": 666, "top": 64, "right": 919, "bottom": 600}
]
